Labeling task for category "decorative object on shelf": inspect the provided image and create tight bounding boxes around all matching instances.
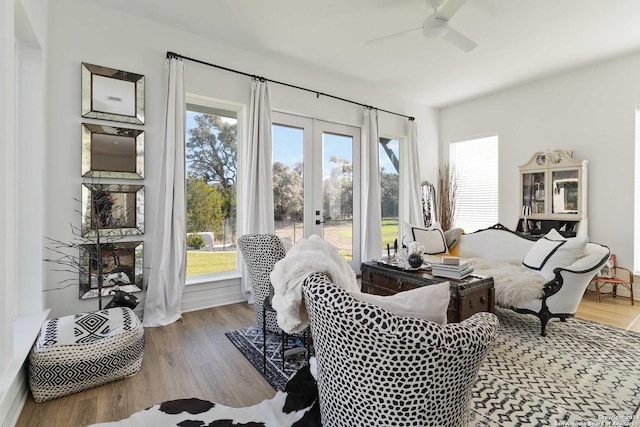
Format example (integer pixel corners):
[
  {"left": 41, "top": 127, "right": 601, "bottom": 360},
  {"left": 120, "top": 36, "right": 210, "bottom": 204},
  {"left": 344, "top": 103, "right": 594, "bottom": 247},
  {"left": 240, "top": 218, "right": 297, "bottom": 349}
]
[
  {"left": 81, "top": 62, "right": 145, "bottom": 124},
  {"left": 81, "top": 123, "right": 144, "bottom": 179},
  {"left": 81, "top": 183, "right": 144, "bottom": 236},
  {"left": 517, "top": 150, "right": 588, "bottom": 238}
]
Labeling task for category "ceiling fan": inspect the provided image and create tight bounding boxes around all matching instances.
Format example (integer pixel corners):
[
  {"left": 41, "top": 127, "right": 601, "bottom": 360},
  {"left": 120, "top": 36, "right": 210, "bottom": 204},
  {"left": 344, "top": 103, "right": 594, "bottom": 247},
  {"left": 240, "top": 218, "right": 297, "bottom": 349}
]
[{"left": 366, "top": 0, "right": 477, "bottom": 52}]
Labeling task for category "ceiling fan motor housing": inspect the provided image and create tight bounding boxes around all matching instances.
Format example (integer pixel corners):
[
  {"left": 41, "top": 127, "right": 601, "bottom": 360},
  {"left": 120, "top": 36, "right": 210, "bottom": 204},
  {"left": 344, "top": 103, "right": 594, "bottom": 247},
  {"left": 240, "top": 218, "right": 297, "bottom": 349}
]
[{"left": 423, "top": 16, "right": 448, "bottom": 38}]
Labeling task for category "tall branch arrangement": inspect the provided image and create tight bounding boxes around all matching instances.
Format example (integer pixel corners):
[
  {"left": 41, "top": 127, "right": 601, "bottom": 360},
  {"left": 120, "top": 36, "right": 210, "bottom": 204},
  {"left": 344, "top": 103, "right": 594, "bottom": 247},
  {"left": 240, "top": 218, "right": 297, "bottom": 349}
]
[
  {"left": 438, "top": 164, "right": 458, "bottom": 232},
  {"left": 43, "top": 186, "right": 138, "bottom": 310}
]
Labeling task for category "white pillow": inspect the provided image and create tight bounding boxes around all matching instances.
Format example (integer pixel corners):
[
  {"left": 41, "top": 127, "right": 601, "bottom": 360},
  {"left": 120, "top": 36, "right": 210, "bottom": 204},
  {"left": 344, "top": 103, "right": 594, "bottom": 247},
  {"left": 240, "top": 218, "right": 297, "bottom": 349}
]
[
  {"left": 349, "top": 281, "right": 450, "bottom": 324},
  {"left": 412, "top": 222, "right": 448, "bottom": 255},
  {"left": 522, "top": 229, "right": 587, "bottom": 280}
]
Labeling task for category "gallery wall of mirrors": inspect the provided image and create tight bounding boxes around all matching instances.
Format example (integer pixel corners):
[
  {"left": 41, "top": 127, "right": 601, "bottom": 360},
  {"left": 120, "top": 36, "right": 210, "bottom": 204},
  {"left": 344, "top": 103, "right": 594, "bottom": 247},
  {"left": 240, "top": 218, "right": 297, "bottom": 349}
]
[{"left": 79, "top": 62, "right": 146, "bottom": 300}]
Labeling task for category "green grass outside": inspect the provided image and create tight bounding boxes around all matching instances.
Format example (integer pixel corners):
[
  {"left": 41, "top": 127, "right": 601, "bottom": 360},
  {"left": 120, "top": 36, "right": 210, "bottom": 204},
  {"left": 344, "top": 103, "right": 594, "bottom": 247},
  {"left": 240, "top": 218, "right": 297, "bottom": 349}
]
[
  {"left": 186, "top": 217, "right": 398, "bottom": 276},
  {"left": 381, "top": 217, "right": 400, "bottom": 249},
  {"left": 186, "top": 251, "right": 237, "bottom": 276}
]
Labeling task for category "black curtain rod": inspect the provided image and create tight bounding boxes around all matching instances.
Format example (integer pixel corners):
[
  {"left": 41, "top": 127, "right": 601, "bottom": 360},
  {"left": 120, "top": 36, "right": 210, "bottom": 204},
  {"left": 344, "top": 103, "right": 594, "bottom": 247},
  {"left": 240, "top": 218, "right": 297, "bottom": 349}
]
[{"left": 166, "top": 51, "right": 415, "bottom": 121}]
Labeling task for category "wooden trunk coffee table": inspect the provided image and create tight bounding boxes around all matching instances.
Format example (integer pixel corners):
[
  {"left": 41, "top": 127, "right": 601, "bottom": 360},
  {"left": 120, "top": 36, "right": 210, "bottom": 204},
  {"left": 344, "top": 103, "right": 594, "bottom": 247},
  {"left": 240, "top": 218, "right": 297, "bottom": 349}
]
[{"left": 360, "top": 261, "right": 495, "bottom": 323}]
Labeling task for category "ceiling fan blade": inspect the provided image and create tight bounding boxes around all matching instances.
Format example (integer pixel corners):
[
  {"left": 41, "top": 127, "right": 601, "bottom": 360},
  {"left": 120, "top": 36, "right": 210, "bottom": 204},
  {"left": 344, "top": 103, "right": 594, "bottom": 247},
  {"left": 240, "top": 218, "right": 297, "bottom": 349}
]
[
  {"left": 436, "top": 0, "right": 467, "bottom": 21},
  {"left": 365, "top": 26, "right": 422, "bottom": 45},
  {"left": 441, "top": 26, "right": 477, "bottom": 52}
]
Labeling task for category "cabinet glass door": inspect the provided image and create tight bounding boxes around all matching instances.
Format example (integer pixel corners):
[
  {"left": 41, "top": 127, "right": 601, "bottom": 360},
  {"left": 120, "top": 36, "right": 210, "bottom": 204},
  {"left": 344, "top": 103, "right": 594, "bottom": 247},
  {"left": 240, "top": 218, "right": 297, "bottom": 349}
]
[
  {"left": 552, "top": 169, "right": 579, "bottom": 214},
  {"left": 522, "top": 172, "right": 545, "bottom": 214}
]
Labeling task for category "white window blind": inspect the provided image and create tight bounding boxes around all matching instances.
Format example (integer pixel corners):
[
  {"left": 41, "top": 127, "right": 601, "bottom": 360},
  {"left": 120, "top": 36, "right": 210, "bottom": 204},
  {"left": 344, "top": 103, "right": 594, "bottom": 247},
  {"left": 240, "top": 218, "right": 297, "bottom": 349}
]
[{"left": 449, "top": 135, "right": 499, "bottom": 233}]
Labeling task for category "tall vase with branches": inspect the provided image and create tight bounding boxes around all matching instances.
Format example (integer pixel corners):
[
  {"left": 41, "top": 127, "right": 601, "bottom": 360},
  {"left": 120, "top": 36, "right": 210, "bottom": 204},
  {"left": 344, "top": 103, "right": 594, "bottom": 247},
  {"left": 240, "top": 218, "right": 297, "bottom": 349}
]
[{"left": 438, "top": 163, "right": 457, "bottom": 231}]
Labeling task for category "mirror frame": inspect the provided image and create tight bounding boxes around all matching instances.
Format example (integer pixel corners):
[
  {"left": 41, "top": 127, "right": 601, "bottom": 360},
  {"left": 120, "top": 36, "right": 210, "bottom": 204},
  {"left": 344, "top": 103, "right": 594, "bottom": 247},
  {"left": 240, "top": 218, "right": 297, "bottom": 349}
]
[
  {"left": 82, "top": 123, "right": 144, "bottom": 179},
  {"left": 81, "top": 183, "right": 144, "bottom": 237},
  {"left": 79, "top": 241, "right": 143, "bottom": 300},
  {"left": 81, "top": 62, "right": 145, "bottom": 124}
]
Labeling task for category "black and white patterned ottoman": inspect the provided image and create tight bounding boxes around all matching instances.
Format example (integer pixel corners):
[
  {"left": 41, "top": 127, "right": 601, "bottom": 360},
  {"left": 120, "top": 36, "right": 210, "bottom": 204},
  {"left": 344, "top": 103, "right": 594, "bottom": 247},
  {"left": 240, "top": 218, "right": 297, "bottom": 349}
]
[{"left": 28, "top": 307, "right": 145, "bottom": 402}]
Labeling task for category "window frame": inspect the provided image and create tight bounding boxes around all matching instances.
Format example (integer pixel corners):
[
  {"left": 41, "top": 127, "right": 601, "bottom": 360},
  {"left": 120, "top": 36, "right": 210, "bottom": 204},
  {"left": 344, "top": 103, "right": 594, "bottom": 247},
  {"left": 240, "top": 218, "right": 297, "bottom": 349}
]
[
  {"left": 449, "top": 133, "right": 499, "bottom": 233},
  {"left": 184, "top": 93, "right": 245, "bottom": 284}
]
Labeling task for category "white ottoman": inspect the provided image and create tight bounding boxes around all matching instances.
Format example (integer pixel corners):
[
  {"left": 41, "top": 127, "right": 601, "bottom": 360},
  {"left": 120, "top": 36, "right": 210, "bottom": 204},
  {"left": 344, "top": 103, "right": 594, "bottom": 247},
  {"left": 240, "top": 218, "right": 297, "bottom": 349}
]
[{"left": 28, "top": 307, "right": 145, "bottom": 402}]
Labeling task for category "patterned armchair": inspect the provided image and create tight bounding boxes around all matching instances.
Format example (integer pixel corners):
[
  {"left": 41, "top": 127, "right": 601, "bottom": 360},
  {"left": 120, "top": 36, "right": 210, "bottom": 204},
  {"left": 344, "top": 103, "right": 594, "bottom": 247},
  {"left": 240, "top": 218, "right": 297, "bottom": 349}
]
[
  {"left": 303, "top": 272, "right": 499, "bottom": 427},
  {"left": 238, "top": 234, "right": 286, "bottom": 333}
]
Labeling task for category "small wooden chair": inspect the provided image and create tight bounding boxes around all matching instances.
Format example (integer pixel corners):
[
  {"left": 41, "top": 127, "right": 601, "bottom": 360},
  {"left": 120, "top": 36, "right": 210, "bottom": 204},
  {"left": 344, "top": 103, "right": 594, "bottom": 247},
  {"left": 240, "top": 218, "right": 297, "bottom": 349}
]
[{"left": 594, "top": 254, "right": 634, "bottom": 305}]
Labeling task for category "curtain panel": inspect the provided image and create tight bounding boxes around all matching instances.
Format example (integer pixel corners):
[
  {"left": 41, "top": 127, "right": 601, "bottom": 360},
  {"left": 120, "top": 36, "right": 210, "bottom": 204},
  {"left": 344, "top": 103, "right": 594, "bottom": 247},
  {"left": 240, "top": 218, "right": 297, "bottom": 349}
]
[
  {"left": 239, "top": 79, "right": 275, "bottom": 301},
  {"left": 360, "top": 108, "right": 382, "bottom": 263},
  {"left": 400, "top": 119, "right": 425, "bottom": 241},
  {"left": 143, "top": 57, "right": 187, "bottom": 327}
]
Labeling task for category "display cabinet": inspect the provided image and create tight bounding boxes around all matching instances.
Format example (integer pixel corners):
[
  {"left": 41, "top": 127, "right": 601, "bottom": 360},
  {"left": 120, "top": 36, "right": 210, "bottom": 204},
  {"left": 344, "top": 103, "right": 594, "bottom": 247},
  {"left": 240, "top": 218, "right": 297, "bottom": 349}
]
[{"left": 516, "top": 150, "right": 588, "bottom": 238}]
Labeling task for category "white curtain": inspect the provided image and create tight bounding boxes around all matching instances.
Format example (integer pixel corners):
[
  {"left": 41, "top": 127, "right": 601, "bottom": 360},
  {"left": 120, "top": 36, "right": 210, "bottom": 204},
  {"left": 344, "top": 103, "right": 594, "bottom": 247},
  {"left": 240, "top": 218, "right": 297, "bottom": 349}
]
[
  {"left": 360, "top": 108, "right": 382, "bottom": 262},
  {"left": 400, "top": 119, "right": 425, "bottom": 240},
  {"left": 239, "top": 79, "right": 274, "bottom": 300},
  {"left": 143, "top": 57, "right": 186, "bottom": 327}
]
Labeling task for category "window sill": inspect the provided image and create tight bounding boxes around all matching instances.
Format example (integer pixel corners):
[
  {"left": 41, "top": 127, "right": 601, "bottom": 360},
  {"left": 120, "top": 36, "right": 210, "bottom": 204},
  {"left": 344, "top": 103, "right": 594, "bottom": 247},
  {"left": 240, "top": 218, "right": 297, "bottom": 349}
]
[{"left": 186, "top": 270, "right": 241, "bottom": 286}]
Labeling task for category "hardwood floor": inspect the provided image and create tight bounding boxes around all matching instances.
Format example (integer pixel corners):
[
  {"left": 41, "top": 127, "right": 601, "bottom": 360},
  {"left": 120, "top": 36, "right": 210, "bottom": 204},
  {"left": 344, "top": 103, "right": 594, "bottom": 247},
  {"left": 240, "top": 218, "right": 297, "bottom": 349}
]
[
  {"left": 16, "top": 293, "right": 640, "bottom": 427},
  {"left": 16, "top": 302, "right": 275, "bottom": 427}
]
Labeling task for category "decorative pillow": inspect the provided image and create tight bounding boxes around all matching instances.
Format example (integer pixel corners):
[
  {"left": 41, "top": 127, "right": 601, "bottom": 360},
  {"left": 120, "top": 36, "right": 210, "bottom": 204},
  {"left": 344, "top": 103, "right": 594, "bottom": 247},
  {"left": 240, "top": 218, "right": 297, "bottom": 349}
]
[
  {"left": 412, "top": 223, "right": 448, "bottom": 255},
  {"left": 349, "top": 281, "right": 450, "bottom": 324},
  {"left": 522, "top": 229, "right": 588, "bottom": 280}
]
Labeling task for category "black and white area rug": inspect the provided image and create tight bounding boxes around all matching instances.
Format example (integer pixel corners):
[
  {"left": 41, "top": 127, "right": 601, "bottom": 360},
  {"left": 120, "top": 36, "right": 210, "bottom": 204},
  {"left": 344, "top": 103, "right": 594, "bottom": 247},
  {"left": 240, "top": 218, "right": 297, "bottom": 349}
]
[
  {"left": 225, "top": 328, "right": 310, "bottom": 391},
  {"left": 227, "top": 308, "right": 640, "bottom": 426}
]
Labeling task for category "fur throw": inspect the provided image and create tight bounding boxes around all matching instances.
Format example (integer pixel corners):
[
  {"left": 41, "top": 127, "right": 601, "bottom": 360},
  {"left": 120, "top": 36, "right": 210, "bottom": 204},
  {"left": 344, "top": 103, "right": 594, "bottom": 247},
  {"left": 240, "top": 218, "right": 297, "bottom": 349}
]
[
  {"left": 466, "top": 258, "right": 547, "bottom": 307},
  {"left": 270, "top": 235, "right": 359, "bottom": 334},
  {"left": 89, "top": 364, "right": 321, "bottom": 427}
]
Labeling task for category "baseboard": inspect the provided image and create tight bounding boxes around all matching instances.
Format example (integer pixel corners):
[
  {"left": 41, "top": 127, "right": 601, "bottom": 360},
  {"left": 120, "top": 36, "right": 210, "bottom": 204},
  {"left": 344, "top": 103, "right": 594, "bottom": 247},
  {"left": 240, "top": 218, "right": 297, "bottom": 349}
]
[
  {"left": 181, "top": 277, "right": 245, "bottom": 313},
  {"left": 0, "top": 361, "right": 30, "bottom": 427}
]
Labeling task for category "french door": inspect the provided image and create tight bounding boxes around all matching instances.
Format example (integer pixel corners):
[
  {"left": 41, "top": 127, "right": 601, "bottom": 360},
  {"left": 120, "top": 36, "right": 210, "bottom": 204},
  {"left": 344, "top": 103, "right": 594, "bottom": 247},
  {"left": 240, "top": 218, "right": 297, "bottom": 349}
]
[{"left": 272, "top": 112, "right": 361, "bottom": 269}]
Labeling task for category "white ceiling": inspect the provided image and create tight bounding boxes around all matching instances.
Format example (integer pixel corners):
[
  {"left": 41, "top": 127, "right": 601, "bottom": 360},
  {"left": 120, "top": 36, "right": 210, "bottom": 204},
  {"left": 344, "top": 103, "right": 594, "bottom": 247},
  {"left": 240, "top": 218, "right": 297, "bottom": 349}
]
[{"left": 92, "top": 0, "right": 640, "bottom": 108}]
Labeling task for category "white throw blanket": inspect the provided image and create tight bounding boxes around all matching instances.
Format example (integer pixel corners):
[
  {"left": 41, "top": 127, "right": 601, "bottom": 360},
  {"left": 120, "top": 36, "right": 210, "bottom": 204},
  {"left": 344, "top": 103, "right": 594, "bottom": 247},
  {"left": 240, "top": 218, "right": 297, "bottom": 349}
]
[
  {"left": 270, "top": 235, "right": 359, "bottom": 333},
  {"left": 423, "top": 255, "right": 547, "bottom": 307},
  {"left": 465, "top": 258, "right": 548, "bottom": 307}
]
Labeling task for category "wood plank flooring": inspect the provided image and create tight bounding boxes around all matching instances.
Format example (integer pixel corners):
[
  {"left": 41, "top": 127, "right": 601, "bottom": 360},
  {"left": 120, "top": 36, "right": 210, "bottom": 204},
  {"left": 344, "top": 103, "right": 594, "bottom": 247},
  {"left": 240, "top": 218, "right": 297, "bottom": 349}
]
[
  {"left": 16, "top": 302, "right": 274, "bottom": 427},
  {"left": 16, "top": 293, "right": 640, "bottom": 427}
]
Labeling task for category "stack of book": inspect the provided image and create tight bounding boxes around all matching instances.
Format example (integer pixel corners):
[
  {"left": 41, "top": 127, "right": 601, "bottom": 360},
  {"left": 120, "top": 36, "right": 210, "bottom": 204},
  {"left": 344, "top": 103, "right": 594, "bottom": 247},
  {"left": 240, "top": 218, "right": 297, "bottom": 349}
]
[{"left": 431, "top": 257, "right": 474, "bottom": 279}]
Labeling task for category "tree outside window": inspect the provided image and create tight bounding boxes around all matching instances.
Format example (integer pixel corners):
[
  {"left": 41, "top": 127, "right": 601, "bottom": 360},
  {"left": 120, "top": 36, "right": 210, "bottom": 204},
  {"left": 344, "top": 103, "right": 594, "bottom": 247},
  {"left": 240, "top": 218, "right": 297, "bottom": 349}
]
[{"left": 185, "top": 108, "right": 238, "bottom": 276}]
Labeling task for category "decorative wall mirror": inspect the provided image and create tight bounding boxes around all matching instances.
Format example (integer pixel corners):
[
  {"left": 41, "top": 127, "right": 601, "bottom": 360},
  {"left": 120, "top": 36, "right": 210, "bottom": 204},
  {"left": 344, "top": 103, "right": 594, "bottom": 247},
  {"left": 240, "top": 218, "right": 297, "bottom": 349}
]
[
  {"left": 81, "top": 184, "right": 144, "bottom": 236},
  {"left": 79, "top": 241, "right": 143, "bottom": 299},
  {"left": 81, "top": 62, "right": 145, "bottom": 124},
  {"left": 82, "top": 123, "right": 144, "bottom": 179}
]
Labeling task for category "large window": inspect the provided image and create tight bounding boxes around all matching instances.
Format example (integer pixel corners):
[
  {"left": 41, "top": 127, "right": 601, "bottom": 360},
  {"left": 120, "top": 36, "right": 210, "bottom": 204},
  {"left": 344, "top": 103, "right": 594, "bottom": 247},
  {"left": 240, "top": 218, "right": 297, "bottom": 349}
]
[
  {"left": 449, "top": 135, "right": 499, "bottom": 233},
  {"left": 185, "top": 99, "right": 239, "bottom": 277}
]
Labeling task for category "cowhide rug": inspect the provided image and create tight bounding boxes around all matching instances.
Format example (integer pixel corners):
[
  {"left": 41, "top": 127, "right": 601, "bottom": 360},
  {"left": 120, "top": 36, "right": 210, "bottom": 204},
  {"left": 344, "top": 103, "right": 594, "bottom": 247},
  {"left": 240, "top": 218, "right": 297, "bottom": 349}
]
[{"left": 90, "top": 363, "right": 321, "bottom": 427}]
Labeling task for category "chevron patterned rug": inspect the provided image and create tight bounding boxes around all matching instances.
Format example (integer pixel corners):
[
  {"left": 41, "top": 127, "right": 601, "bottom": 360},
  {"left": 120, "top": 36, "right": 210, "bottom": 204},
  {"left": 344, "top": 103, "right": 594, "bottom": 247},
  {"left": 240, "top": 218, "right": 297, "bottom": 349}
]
[{"left": 227, "top": 308, "right": 640, "bottom": 426}]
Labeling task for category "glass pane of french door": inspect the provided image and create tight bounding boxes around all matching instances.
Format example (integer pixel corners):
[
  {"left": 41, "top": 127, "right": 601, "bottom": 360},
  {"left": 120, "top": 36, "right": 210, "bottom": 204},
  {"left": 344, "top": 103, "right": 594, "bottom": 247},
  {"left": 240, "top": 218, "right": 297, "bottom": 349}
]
[
  {"left": 321, "top": 132, "right": 355, "bottom": 262},
  {"left": 272, "top": 113, "right": 360, "bottom": 269},
  {"left": 272, "top": 123, "right": 305, "bottom": 244}
]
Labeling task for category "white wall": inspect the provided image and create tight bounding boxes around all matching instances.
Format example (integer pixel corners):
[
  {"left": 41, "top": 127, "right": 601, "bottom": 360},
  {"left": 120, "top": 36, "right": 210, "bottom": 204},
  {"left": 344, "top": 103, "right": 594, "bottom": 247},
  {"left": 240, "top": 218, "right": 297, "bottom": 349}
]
[
  {"left": 440, "top": 52, "right": 640, "bottom": 269},
  {"left": 44, "top": 0, "right": 439, "bottom": 318},
  {"left": 1, "top": 0, "right": 49, "bottom": 423}
]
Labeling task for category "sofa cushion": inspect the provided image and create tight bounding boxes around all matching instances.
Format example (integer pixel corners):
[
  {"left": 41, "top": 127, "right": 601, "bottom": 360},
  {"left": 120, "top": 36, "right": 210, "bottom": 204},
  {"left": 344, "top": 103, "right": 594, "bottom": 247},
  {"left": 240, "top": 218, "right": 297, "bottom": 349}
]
[
  {"left": 412, "top": 222, "right": 448, "bottom": 255},
  {"left": 349, "top": 281, "right": 450, "bottom": 324},
  {"left": 522, "top": 229, "right": 587, "bottom": 280}
]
